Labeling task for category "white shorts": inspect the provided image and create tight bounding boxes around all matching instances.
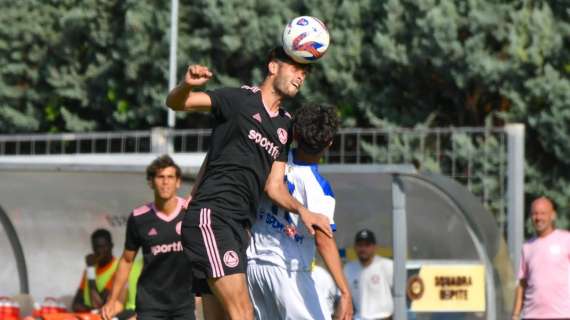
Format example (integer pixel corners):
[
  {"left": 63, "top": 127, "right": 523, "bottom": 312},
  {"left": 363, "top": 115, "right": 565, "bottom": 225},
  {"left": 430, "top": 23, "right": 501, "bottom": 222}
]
[{"left": 247, "top": 263, "right": 330, "bottom": 320}]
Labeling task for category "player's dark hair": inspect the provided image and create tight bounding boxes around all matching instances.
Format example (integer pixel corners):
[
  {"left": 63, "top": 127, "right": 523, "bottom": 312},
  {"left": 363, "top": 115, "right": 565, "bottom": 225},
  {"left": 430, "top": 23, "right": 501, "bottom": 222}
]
[
  {"left": 91, "top": 228, "right": 112, "bottom": 244},
  {"left": 293, "top": 103, "right": 339, "bottom": 155},
  {"left": 146, "top": 154, "right": 182, "bottom": 181},
  {"left": 264, "top": 46, "right": 311, "bottom": 77}
]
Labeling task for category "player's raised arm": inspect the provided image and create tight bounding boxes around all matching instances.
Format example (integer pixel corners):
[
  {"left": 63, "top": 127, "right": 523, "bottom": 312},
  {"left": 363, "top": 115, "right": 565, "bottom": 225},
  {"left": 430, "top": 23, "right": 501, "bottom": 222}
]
[{"left": 165, "top": 64, "right": 213, "bottom": 112}]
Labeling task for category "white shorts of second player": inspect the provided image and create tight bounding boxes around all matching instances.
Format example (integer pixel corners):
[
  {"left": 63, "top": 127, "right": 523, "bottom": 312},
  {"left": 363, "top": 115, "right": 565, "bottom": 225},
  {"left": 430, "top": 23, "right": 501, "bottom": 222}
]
[{"left": 247, "top": 263, "right": 330, "bottom": 320}]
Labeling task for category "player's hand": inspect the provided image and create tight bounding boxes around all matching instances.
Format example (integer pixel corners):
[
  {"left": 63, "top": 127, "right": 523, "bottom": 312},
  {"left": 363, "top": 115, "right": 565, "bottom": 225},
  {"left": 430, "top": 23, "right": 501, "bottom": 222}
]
[
  {"left": 333, "top": 292, "right": 353, "bottom": 320},
  {"left": 184, "top": 65, "right": 213, "bottom": 87},
  {"left": 101, "top": 299, "right": 123, "bottom": 320},
  {"left": 299, "top": 208, "right": 332, "bottom": 238}
]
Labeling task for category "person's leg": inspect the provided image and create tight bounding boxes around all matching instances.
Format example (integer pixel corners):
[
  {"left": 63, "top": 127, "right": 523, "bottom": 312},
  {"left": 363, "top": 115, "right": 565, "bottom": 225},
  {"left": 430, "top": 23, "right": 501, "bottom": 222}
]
[
  {"left": 183, "top": 207, "right": 223, "bottom": 320},
  {"left": 186, "top": 208, "right": 251, "bottom": 320},
  {"left": 247, "top": 264, "right": 322, "bottom": 320},
  {"left": 247, "top": 263, "right": 282, "bottom": 320},
  {"left": 208, "top": 273, "right": 253, "bottom": 320},
  {"left": 295, "top": 271, "right": 328, "bottom": 320}
]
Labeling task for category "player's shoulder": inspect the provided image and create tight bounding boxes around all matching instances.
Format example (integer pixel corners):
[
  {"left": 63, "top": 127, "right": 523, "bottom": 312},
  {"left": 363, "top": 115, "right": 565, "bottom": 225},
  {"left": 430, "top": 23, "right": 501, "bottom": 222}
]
[
  {"left": 292, "top": 163, "right": 334, "bottom": 197},
  {"left": 131, "top": 203, "right": 153, "bottom": 217},
  {"left": 555, "top": 229, "right": 570, "bottom": 238},
  {"left": 374, "top": 255, "right": 393, "bottom": 266},
  {"left": 208, "top": 86, "right": 259, "bottom": 100}
]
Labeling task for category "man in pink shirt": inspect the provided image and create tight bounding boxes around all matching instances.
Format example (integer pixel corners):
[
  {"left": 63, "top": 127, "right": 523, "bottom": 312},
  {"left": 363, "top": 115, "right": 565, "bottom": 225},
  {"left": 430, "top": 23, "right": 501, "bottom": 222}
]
[{"left": 512, "top": 196, "right": 570, "bottom": 320}]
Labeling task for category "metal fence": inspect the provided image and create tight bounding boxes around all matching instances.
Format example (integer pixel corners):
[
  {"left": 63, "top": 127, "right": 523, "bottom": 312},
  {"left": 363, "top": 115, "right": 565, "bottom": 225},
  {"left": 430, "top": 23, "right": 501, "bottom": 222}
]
[{"left": 0, "top": 127, "right": 510, "bottom": 221}]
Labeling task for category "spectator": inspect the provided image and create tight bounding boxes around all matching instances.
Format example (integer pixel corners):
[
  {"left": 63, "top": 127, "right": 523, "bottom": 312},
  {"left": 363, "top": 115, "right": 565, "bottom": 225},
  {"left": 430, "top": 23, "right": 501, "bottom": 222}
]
[
  {"left": 72, "top": 228, "right": 119, "bottom": 312},
  {"left": 512, "top": 196, "right": 570, "bottom": 319},
  {"left": 344, "top": 229, "right": 394, "bottom": 320}
]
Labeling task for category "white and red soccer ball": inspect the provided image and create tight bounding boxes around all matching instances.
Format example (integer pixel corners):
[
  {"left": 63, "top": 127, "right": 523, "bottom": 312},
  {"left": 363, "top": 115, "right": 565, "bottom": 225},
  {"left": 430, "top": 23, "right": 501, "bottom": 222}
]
[{"left": 282, "top": 16, "right": 330, "bottom": 64}]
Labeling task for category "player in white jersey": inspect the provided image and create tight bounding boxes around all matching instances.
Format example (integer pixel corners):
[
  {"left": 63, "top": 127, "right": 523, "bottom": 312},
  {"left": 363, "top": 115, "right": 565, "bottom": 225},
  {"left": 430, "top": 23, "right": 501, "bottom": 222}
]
[{"left": 246, "top": 104, "right": 353, "bottom": 320}]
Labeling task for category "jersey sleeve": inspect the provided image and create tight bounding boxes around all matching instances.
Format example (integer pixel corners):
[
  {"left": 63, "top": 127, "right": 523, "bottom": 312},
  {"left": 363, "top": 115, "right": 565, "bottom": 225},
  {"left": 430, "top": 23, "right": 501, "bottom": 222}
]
[
  {"left": 305, "top": 172, "right": 336, "bottom": 230},
  {"left": 207, "top": 87, "right": 238, "bottom": 122},
  {"left": 277, "top": 144, "right": 289, "bottom": 162},
  {"left": 276, "top": 122, "right": 293, "bottom": 162},
  {"left": 125, "top": 214, "right": 141, "bottom": 251}
]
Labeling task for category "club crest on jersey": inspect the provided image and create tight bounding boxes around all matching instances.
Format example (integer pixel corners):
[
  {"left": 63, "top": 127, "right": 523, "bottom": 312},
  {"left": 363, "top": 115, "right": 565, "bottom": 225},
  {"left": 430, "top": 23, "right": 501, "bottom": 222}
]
[
  {"left": 176, "top": 221, "right": 182, "bottom": 235},
  {"left": 223, "top": 250, "right": 239, "bottom": 268},
  {"left": 277, "top": 128, "right": 288, "bottom": 144},
  {"left": 284, "top": 224, "right": 297, "bottom": 238}
]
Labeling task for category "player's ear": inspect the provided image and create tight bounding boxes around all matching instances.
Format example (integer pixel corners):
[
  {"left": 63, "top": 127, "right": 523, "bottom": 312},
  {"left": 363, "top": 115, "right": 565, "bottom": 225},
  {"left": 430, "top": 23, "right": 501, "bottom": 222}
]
[
  {"left": 268, "top": 60, "right": 279, "bottom": 76},
  {"left": 147, "top": 179, "right": 154, "bottom": 190}
]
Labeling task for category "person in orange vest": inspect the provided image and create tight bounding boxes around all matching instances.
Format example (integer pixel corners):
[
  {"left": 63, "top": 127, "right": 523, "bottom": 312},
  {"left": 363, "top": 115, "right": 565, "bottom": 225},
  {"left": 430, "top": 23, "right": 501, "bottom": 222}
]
[{"left": 72, "top": 228, "right": 120, "bottom": 312}]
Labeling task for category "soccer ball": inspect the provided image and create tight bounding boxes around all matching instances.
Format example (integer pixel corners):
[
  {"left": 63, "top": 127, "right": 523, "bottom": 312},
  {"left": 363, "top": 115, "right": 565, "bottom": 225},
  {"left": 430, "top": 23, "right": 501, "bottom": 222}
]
[{"left": 282, "top": 16, "right": 330, "bottom": 64}]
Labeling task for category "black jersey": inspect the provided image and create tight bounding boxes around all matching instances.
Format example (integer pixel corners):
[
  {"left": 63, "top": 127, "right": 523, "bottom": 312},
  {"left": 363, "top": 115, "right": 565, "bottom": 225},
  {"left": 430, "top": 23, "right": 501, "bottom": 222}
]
[
  {"left": 125, "top": 197, "right": 194, "bottom": 313},
  {"left": 191, "top": 86, "right": 292, "bottom": 225}
]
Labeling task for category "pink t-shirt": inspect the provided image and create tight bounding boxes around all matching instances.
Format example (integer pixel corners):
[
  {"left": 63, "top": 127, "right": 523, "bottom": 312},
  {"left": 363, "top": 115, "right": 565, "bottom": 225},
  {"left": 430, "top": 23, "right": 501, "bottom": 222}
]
[{"left": 518, "top": 229, "right": 570, "bottom": 318}]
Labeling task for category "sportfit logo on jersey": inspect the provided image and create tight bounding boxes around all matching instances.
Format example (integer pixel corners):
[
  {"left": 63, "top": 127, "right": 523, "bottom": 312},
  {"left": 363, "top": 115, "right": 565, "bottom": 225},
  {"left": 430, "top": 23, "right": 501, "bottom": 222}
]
[
  {"left": 258, "top": 211, "right": 304, "bottom": 244},
  {"left": 151, "top": 241, "right": 183, "bottom": 256},
  {"left": 248, "top": 129, "right": 281, "bottom": 160}
]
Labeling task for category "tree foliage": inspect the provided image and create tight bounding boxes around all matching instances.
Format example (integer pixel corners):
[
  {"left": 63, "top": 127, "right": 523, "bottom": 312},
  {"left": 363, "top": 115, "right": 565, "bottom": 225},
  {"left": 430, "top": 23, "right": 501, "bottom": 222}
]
[{"left": 1, "top": 0, "right": 570, "bottom": 227}]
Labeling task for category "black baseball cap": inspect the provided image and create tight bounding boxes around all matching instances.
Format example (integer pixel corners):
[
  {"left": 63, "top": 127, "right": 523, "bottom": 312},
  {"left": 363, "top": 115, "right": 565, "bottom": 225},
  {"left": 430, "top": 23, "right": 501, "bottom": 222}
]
[{"left": 355, "top": 229, "right": 376, "bottom": 244}]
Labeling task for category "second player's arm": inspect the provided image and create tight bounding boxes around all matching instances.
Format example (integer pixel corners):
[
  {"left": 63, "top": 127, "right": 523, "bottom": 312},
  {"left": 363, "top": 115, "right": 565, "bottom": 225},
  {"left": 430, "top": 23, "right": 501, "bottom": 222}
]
[
  {"left": 315, "top": 231, "right": 353, "bottom": 320},
  {"left": 165, "top": 65, "right": 213, "bottom": 112},
  {"left": 101, "top": 250, "right": 137, "bottom": 320},
  {"left": 265, "top": 161, "right": 332, "bottom": 237}
]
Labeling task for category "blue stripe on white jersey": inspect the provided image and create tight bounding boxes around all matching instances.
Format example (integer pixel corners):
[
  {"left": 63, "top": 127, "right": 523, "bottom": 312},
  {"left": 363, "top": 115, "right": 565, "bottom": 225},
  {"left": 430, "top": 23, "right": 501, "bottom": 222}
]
[{"left": 309, "top": 165, "right": 334, "bottom": 197}]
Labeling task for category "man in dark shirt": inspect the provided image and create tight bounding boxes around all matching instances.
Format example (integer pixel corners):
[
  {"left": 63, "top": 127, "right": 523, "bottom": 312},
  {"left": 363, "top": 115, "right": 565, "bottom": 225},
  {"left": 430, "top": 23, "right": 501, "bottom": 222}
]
[
  {"left": 102, "top": 155, "right": 195, "bottom": 320},
  {"left": 166, "top": 47, "right": 332, "bottom": 320}
]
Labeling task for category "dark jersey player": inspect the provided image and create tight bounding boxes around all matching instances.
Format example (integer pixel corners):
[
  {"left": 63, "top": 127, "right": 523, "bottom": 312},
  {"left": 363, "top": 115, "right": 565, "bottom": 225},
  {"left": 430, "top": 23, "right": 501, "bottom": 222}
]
[
  {"left": 102, "top": 155, "right": 195, "bottom": 320},
  {"left": 165, "top": 47, "right": 333, "bottom": 320}
]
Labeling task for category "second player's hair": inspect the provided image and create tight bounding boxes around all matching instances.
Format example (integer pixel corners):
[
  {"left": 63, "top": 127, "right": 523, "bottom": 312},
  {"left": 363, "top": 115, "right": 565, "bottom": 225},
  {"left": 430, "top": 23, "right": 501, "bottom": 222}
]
[
  {"left": 146, "top": 154, "right": 182, "bottom": 181},
  {"left": 293, "top": 103, "right": 339, "bottom": 154}
]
